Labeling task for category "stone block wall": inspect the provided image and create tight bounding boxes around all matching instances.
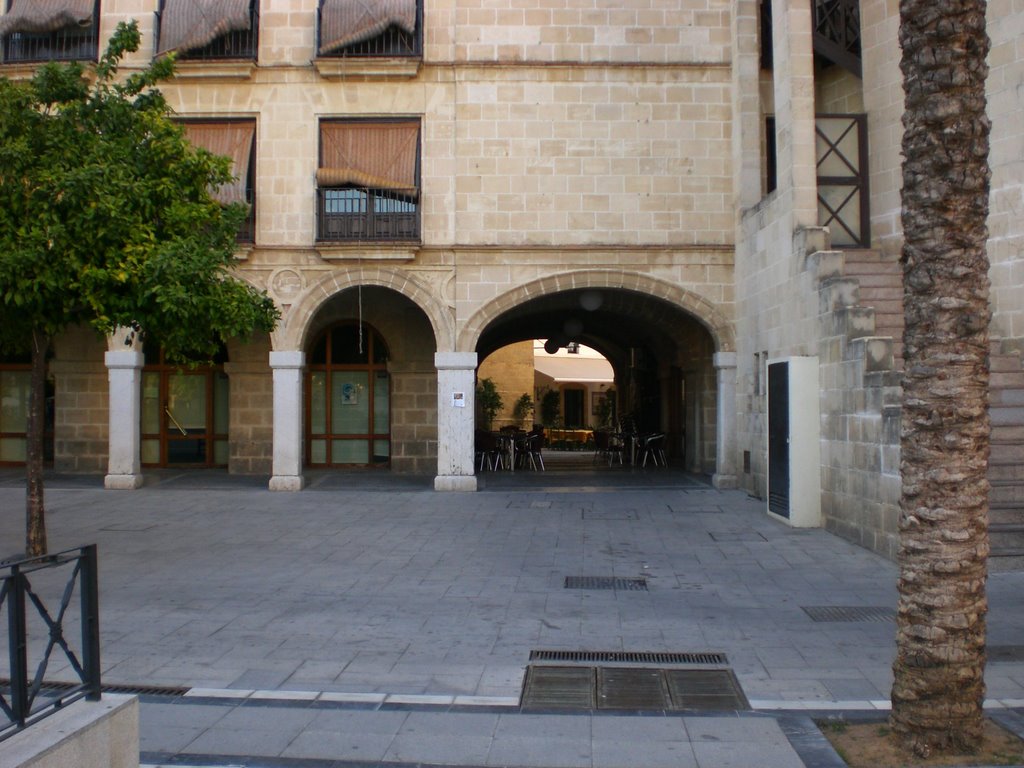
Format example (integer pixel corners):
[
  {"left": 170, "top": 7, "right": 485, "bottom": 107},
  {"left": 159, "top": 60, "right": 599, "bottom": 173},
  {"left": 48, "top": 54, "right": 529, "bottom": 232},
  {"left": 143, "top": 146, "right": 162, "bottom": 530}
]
[
  {"left": 389, "top": 366, "right": 438, "bottom": 474},
  {"left": 986, "top": 0, "right": 1024, "bottom": 347},
  {"left": 51, "top": 328, "right": 108, "bottom": 473}
]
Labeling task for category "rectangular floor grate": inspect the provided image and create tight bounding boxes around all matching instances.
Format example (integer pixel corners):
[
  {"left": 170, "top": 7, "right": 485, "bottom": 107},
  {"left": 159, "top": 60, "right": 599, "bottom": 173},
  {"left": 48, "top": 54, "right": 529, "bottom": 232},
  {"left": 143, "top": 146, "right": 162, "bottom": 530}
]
[
  {"left": 0, "top": 679, "right": 189, "bottom": 697},
  {"left": 529, "top": 650, "right": 728, "bottom": 665},
  {"left": 801, "top": 606, "right": 895, "bottom": 623},
  {"left": 521, "top": 665, "right": 748, "bottom": 712},
  {"left": 564, "top": 576, "right": 648, "bottom": 591}
]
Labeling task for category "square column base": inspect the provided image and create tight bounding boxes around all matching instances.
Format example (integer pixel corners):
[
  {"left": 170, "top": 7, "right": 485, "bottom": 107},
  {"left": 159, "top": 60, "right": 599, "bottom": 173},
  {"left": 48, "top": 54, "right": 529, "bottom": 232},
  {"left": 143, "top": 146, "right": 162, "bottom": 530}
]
[
  {"left": 104, "top": 474, "right": 144, "bottom": 490},
  {"left": 270, "top": 475, "right": 305, "bottom": 491},
  {"left": 434, "top": 475, "right": 478, "bottom": 492},
  {"left": 712, "top": 474, "right": 737, "bottom": 490}
]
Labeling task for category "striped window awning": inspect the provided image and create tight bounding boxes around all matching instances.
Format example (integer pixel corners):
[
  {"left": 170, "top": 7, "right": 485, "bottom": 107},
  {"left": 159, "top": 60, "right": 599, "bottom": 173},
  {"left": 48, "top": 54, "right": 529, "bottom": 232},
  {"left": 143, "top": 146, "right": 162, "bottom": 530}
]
[
  {"left": 157, "top": 0, "right": 252, "bottom": 55},
  {"left": 183, "top": 121, "right": 255, "bottom": 205},
  {"left": 318, "top": 0, "right": 415, "bottom": 56},
  {"left": 0, "top": 0, "right": 93, "bottom": 35},
  {"left": 317, "top": 121, "right": 419, "bottom": 195}
]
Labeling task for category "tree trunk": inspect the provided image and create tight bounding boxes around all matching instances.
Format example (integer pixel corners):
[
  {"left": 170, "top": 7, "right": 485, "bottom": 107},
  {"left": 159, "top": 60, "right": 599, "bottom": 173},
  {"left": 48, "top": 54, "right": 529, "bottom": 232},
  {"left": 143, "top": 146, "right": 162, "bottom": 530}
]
[
  {"left": 892, "top": 0, "right": 991, "bottom": 757},
  {"left": 25, "top": 329, "right": 49, "bottom": 557}
]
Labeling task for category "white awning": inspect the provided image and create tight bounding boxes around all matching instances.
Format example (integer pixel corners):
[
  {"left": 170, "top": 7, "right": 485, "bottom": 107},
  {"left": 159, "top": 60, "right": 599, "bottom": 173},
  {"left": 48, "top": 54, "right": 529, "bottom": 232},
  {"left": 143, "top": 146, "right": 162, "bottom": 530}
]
[{"left": 533, "top": 356, "right": 614, "bottom": 384}]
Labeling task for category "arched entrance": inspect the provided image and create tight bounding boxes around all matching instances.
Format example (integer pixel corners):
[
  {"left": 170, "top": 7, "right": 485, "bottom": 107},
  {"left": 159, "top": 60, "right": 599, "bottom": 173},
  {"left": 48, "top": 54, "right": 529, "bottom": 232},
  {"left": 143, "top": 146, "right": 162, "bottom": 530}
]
[
  {"left": 141, "top": 347, "right": 228, "bottom": 467},
  {"left": 306, "top": 323, "right": 391, "bottom": 467},
  {"left": 466, "top": 277, "right": 734, "bottom": 481}
]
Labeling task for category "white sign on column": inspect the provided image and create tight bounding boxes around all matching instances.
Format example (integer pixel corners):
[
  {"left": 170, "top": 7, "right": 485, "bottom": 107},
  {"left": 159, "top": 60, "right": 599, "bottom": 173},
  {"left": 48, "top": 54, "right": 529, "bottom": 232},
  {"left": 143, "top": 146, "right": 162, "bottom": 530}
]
[
  {"left": 269, "top": 350, "right": 305, "bottom": 491},
  {"left": 104, "top": 349, "right": 144, "bottom": 490}
]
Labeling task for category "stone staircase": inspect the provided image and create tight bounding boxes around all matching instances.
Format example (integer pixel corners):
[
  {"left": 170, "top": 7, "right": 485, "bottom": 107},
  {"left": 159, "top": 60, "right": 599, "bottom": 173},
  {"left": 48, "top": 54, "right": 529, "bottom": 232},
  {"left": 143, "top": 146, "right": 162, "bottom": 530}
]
[
  {"left": 811, "top": 246, "right": 1024, "bottom": 569},
  {"left": 840, "top": 250, "right": 904, "bottom": 368},
  {"left": 988, "top": 348, "right": 1024, "bottom": 570}
]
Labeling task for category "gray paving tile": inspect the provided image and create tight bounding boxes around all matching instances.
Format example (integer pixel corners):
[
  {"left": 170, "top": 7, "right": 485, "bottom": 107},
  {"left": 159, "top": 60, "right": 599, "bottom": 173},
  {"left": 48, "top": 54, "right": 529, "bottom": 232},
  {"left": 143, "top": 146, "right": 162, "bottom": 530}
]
[{"left": 591, "top": 738, "right": 698, "bottom": 768}]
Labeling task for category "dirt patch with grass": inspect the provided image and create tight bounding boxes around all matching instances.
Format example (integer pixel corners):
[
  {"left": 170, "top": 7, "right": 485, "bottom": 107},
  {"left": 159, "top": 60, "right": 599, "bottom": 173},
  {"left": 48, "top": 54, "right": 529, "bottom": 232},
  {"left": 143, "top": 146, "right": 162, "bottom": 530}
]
[{"left": 819, "top": 718, "right": 1024, "bottom": 767}]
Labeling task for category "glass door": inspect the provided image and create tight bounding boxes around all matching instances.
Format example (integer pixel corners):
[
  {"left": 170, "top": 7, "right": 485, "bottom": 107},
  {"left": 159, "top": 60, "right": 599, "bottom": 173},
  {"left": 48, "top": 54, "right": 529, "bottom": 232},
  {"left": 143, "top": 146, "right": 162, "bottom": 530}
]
[
  {"left": 0, "top": 359, "right": 54, "bottom": 465},
  {"left": 141, "top": 349, "right": 228, "bottom": 467},
  {"left": 307, "top": 324, "right": 390, "bottom": 466}
]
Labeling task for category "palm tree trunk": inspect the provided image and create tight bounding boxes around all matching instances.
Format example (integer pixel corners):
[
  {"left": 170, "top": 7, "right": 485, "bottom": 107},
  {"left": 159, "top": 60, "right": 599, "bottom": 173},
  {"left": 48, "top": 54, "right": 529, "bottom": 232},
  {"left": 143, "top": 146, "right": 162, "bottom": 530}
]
[
  {"left": 25, "top": 329, "right": 48, "bottom": 557},
  {"left": 892, "top": 0, "right": 991, "bottom": 756}
]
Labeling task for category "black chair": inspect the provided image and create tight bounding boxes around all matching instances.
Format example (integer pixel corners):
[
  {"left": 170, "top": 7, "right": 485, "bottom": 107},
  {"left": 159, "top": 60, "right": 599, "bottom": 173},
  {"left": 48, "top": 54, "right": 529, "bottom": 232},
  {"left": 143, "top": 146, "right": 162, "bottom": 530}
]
[
  {"left": 475, "top": 430, "right": 504, "bottom": 471},
  {"left": 593, "top": 430, "right": 623, "bottom": 466},
  {"left": 638, "top": 433, "right": 666, "bottom": 467},
  {"left": 523, "top": 433, "right": 545, "bottom": 471}
]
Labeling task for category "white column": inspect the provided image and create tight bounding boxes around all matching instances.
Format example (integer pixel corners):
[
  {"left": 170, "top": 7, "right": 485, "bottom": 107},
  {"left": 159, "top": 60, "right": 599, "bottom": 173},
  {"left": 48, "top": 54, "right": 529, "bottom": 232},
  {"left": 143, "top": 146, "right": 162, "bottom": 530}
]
[
  {"left": 712, "top": 351, "right": 738, "bottom": 489},
  {"left": 434, "top": 351, "right": 478, "bottom": 491},
  {"left": 104, "top": 350, "right": 144, "bottom": 490},
  {"left": 269, "top": 350, "right": 305, "bottom": 491}
]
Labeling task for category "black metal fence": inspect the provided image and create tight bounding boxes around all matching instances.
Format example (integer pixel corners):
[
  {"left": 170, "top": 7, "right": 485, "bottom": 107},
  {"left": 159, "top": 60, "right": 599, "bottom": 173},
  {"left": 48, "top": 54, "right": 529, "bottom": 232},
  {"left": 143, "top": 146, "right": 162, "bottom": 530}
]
[
  {"left": 1, "top": 545, "right": 100, "bottom": 742},
  {"left": 317, "top": 0, "right": 423, "bottom": 58},
  {"left": 1, "top": 17, "right": 100, "bottom": 64}
]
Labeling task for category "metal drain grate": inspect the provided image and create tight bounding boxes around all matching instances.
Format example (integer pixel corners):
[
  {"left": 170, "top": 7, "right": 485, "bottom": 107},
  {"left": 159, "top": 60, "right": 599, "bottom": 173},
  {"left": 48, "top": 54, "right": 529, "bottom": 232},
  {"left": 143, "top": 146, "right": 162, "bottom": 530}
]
[
  {"left": 801, "top": 606, "right": 895, "bottom": 623},
  {"left": 521, "top": 666, "right": 748, "bottom": 712},
  {"left": 0, "top": 679, "right": 189, "bottom": 697},
  {"left": 530, "top": 650, "right": 728, "bottom": 665},
  {"left": 564, "top": 576, "right": 648, "bottom": 591}
]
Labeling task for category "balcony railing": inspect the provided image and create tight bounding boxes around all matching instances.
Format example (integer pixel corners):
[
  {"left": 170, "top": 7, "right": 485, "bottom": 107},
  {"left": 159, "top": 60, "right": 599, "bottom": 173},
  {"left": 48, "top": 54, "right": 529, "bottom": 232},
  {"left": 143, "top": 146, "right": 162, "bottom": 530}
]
[
  {"left": 1, "top": 9, "right": 99, "bottom": 64},
  {"left": 1, "top": 546, "right": 100, "bottom": 742},
  {"left": 317, "top": 0, "right": 422, "bottom": 58},
  {"left": 813, "top": 0, "right": 861, "bottom": 76},
  {"left": 317, "top": 188, "right": 420, "bottom": 242},
  {"left": 816, "top": 113, "right": 869, "bottom": 248},
  {"left": 237, "top": 187, "right": 255, "bottom": 243},
  {"left": 154, "top": 0, "right": 259, "bottom": 61}
]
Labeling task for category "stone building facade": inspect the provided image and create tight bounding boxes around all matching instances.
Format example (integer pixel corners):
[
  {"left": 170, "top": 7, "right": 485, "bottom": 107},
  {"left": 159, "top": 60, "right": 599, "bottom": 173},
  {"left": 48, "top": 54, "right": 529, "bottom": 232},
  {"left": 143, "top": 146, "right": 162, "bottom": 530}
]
[{"left": 2, "top": 0, "right": 1022, "bottom": 563}]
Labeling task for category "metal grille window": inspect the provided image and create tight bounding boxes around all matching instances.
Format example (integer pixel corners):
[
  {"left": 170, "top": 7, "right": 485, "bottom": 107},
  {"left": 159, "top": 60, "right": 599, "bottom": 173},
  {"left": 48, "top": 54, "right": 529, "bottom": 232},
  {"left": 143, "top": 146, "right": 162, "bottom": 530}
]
[
  {"left": 0, "top": 0, "right": 99, "bottom": 64},
  {"left": 816, "top": 114, "right": 869, "bottom": 248},
  {"left": 317, "top": 120, "right": 421, "bottom": 243},
  {"left": 317, "top": 0, "right": 422, "bottom": 58},
  {"left": 155, "top": 0, "right": 258, "bottom": 61}
]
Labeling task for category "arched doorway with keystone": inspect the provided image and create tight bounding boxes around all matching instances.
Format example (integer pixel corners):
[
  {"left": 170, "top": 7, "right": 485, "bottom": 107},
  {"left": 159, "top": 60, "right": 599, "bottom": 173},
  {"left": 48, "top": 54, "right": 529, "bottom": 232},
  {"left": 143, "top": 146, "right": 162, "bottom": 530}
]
[{"left": 469, "top": 281, "right": 734, "bottom": 486}]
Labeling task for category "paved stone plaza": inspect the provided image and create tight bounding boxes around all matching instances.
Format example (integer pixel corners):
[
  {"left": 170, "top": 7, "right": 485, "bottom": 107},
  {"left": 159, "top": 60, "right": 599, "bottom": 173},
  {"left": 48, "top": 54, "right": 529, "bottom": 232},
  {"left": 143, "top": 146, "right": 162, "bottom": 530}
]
[{"left": 2, "top": 466, "right": 1023, "bottom": 767}]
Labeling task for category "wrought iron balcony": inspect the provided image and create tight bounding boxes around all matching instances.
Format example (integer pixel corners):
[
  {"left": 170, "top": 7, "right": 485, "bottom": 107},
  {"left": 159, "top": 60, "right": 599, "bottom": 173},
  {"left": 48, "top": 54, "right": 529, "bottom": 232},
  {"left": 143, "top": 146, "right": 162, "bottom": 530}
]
[
  {"left": 154, "top": 0, "right": 259, "bottom": 61},
  {"left": 1, "top": 12, "right": 99, "bottom": 64},
  {"left": 317, "top": 188, "right": 420, "bottom": 243},
  {"left": 317, "top": 0, "right": 422, "bottom": 58},
  {"left": 813, "top": 0, "right": 861, "bottom": 76}
]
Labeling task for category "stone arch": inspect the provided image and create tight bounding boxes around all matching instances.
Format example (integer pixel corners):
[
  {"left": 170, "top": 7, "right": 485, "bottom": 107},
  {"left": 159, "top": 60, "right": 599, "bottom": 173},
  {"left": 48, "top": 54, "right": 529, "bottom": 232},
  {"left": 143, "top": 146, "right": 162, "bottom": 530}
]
[
  {"left": 457, "top": 269, "right": 735, "bottom": 353},
  {"left": 273, "top": 267, "right": 454, "bottom": 353}
]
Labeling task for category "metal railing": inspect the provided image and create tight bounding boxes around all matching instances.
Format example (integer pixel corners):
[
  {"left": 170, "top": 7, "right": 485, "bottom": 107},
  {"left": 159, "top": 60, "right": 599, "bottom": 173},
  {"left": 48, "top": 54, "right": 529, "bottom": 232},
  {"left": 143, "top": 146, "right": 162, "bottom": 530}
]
[
  {"left": 317, "top": 188, "right": 420, "bottom": 242},
  {"left": 812, "top": 0, "right": 861, "bottom": 76},
  {"left": 317, "top": 0, "right": 422, "bottom": 58},
  {"left": 1, "top": 7, "right": 100, "bottom": 64},
  {"left": 1, "top": 545, "right": 100, "bottom": 742},
  {"left": 237, "top": 187, "right": 256, "bottom": 243}
]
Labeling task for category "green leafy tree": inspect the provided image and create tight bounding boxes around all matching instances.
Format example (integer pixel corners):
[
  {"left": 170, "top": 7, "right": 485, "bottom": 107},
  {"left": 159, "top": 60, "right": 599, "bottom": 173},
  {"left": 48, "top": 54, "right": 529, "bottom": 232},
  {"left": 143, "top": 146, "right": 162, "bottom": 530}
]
[
  {"left": 892, "top": 0, "right": 991, "bottom": 756},
  {"left": 539, "top": 388, "right": 560, "bottom": 427},
  {"left": 0, "top": 22, "right": 279, "bottom": 557},
  {"left": 512, "top": 393, "right": 534, "bottom": 428},
  {"left": 476, "top": 377, "right": 503, "bottom": 430}
]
